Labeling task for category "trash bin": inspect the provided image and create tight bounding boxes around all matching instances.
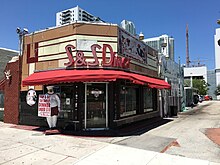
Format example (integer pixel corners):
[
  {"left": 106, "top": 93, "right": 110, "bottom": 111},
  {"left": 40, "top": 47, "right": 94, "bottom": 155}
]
[{"left": 170, "top": 106, "right": 177, "bottom": 116}]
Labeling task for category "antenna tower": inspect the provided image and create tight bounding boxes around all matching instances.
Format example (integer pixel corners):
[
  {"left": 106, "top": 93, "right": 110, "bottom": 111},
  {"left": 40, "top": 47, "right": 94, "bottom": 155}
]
[{"left": 186, "top": 24, "right": 190, "bottom": 67}]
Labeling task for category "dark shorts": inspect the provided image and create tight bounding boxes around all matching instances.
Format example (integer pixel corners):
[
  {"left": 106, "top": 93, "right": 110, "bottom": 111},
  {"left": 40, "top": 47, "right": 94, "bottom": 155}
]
[{"left": 51, "top": 106, "right": 59, "bottom": 116}]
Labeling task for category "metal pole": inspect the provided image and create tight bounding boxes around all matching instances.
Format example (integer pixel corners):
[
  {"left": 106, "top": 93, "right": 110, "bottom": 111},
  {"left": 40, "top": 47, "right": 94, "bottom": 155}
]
[
  {"left": 19, "top": 34, "right": 22, "bottom": 56},
  {"left": 178, "top": 56, "right": 181, "bottom": 112},
  {"left": 190, "top": 75, "right": 193, "bottom": 88}
]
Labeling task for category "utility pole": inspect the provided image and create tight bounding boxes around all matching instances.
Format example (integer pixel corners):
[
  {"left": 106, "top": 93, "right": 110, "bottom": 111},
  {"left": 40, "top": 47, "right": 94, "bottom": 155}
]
[
  {"left": 16, "top": 27, "right": 29, "bottom": 56},
  {"left": 186, "top": 24, "right": 190, "bottom": 67}
]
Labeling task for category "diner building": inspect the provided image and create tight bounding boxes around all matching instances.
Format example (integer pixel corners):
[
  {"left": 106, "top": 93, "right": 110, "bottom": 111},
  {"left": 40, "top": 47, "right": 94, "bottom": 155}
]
[{"left": 5, "top": 22, "right": 170, "bottom": 131}]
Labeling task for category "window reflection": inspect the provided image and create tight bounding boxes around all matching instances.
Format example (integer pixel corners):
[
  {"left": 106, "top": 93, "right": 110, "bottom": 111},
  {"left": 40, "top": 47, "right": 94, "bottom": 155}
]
[
  {"left": 144, "top": 88, "right": 154, "bottom": 112},
  {"left": 120, "top": 85, "right": 137, "bottom": 117}
]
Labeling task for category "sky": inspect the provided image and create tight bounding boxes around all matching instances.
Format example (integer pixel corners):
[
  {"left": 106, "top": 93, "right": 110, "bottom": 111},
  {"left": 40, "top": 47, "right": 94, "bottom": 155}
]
[{"left": 0, "top": 0, "right": 220, "bottom": 70}]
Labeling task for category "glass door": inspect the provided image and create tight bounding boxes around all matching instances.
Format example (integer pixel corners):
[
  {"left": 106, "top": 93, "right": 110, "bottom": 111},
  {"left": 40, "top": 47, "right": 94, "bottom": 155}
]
[{"left": 84, "top": 83, "right": 108, "bottom": 130}]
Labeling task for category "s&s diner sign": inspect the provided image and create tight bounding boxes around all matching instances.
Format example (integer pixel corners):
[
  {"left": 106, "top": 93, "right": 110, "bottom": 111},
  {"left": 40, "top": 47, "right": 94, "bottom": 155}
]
[{"left": 65, "top": 44, "right": 130, "bottom": 69}]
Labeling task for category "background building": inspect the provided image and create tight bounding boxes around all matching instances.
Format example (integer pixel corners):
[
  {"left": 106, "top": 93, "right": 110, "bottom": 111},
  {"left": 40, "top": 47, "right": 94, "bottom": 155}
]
[
  {"left": 143, "top": 34, "right": 174, "bottom": 61},
  {"left": 184, "top": 66, "right": 207, "bottom": 82},
  {"left": 120, "top": 20, "right": 136, "bottom": 36},
  {"left": 214, "top": 28, "right": 220, "bottom": 92},
  {"left": 183, "top": 66, "right": 208, "bottom": 106},
  {"left": 0, "top": 48, "right": 18, "bottom": 80},
  {"left": 207, "top": 70, "right": 216, "bottom": 100},
  {"left": 56, "top": 6, "right": 104, "bottom": 26},
  {"left": 0, "top": 48, "right": 19, "bottom": 121},
  {"left": 143, "top": 34, "right": 182, "bottom": 116}
]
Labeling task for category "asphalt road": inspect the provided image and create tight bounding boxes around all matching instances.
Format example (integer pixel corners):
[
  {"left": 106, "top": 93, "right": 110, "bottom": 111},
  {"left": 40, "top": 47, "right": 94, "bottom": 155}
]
[{"left": 85, "top": 101, "right": 220, "bottom": 163}]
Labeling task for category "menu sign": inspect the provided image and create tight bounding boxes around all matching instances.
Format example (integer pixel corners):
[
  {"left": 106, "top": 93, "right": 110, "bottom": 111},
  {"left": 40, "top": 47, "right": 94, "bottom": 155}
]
[{"left": 38, "top": 95, "right": 51, "bottom": 117}]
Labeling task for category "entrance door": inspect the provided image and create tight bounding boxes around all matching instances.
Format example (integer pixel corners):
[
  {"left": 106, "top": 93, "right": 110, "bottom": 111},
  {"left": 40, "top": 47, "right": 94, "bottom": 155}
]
[{"left": 85, "top": 83, "right": 108, "bottom": 130}]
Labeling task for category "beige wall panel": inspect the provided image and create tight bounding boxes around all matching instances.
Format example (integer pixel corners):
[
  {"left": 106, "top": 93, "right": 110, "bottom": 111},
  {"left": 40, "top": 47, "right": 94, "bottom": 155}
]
[
  {"left": 35, "top": 61, "right": 45, "bottom": 71},
  {"left": 76, "top": 35, "right": 117, "bottom": 42},
  {"left": 76, "top": 24, "right": 118, "bottom": 36},
  {"left": 24, "top": 25, "right": 77, "bottom": 44},
  {"left": 38, "top": 34, "right": 117, "bottom": 49},
  {"left": 28, "top": 86, "right": 34, "bottom": 89},
  {"left": 38, "top": 37, "right": 116, "bottom": 57},
  {"left": 38, "top": 53, "right": 67, "bottom": 61},
  {"left": 39, "top": 35, "right": 75, "bottom": 47},
  {"left": 35, "top": 61, "right": 59, "bottom": 71},
  {"left": 21, "top": 74, "right": 29, "bottom": 91},
  {"left": 59, "top": 59, "right": 69, "bottom": 68},
  {"left": 21, "top": 86, "right": 28, "bottom": 91},
  {"left": 96, "top": 42, "right": 117, "bottom": 51},
  {"left": 35, "top": 61, "right": 50, "bottom": 71},
  {"left": 22, "top": 62, "right": 29, "bottom": 76},
  {"left": 20, "top": 85, "right": 42, "bottom": 92},
  {"left": 38, "top": 42, "right": 116, "bottom": 62},
  {"left": 24, "top": 23, "right": 117, "bottom": 45},
  {"left": 48, "top": 60, "right": 58, "bottom": 68},
  {"left": 28, "top": 63, "right": 35, "bottom": 75},
  {"left": 38, "top": 41, "right": 76, "bottom": 56},
  {"left": 80, "top": 52, "right": 108, "bottom": 58},
  {"left": 30, "top": 44, "right": 36, "bottom": 58},
  {"left": 22, "top": 47, "right": 29, "bottom": 74},
  {"left": 35, "top": 85, "right": 43, "bottom": 91}
]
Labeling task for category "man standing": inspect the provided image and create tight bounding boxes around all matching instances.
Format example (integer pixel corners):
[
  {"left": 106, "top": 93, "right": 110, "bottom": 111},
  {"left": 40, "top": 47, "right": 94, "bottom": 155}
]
[{"left": 46, "top": 86, "right": 60, "bottom": 130}]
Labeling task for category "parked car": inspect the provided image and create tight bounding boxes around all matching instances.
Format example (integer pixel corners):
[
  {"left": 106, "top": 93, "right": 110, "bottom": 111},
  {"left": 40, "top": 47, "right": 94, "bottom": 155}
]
[
  {"left": 199, "top": 95, "right": 203, "bottom": 102},
  {"left": 193, "top": 94, "right": 199, "bottom": 104},
  {"left": 204, "top": 95, "right": 210, "bottom": 101}
]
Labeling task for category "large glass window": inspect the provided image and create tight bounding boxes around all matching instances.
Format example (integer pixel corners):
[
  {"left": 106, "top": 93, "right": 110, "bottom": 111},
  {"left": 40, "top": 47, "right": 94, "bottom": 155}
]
[
  {"left": 143, "top": 88, "right": 154, "bottom": 112},
  {"left": 120, "top": 85, "right": 137, "bottom": 117}
]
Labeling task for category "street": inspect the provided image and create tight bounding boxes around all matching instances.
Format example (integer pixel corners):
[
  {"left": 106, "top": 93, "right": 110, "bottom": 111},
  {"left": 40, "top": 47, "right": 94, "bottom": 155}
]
[{"left": 0, "top": 101, "right": 219, "bottom": 164}]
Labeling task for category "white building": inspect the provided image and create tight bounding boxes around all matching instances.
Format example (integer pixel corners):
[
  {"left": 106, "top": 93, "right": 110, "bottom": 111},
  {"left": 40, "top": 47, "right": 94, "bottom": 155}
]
[
  {"left": 56, "top": 6, "right": 104, "bottom": 26},
  {"left": 184, "top": 66, "right": 207, "bottom": 83},
  {"left": 120, "top": 20, "right": 136, "bottom": 36},
  {"left": 214, "top": 28, "right": 220, "bottom": 87},
  {"left": 183, "top": 66, "right": 208, "bottom": 106},
  {"left": 143, "top": 34, "right": 174, "bottom": 60}
]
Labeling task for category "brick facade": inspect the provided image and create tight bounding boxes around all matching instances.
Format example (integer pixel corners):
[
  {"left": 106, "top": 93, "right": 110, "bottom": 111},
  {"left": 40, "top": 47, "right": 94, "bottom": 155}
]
[{"left": 4, "top": 57, "right": 21, "bottom": 124}]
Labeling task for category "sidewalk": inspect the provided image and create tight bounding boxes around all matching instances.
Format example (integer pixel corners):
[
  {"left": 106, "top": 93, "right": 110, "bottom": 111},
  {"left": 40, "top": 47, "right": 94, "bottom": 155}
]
[{"left": 0, "top": 122, "right": 219, "bottom": 165}]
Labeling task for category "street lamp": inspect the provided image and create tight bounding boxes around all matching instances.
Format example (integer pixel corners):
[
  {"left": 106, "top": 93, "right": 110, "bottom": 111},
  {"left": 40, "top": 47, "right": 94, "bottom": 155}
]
[{"left": 16, "top": 27, "right": 29, "bottom": 56}]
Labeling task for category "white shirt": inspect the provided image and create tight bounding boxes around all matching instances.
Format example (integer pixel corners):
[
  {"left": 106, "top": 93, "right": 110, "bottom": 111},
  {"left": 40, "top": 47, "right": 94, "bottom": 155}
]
[{"left": 48, "top": 94, "right": 61, "bottom": 111}]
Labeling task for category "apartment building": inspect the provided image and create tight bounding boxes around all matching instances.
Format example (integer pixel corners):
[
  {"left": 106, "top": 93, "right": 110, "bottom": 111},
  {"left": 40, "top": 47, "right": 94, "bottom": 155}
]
[{"left": 56, "top": 6, "right": 104, "bottom": 26}]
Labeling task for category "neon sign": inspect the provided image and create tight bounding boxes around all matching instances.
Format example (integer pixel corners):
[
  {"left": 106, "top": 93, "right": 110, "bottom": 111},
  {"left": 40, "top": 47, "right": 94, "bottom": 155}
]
[{"left": 65, "top": 44, "right": 130, "bottom": 69}]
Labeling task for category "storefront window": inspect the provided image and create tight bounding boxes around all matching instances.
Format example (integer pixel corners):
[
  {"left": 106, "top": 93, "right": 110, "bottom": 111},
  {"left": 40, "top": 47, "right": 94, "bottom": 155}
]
[
  {"left": 59, "top": 85, "right": 75, "bottom": 120},
  {"left": 120, "top": 85, "right": 137, "bottom": 117},
  {"left": 143, "top": 88, "right": 153, "bottom": 112}
]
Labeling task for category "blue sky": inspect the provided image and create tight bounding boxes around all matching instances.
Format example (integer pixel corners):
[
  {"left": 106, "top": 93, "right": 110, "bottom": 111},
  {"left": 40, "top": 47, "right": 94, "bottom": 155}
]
[{"left": 1, "top": 0, "right": 220, "bottom": 69}]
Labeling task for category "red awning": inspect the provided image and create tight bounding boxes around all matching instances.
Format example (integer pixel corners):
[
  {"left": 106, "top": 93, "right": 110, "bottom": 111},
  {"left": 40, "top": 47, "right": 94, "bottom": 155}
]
[
  {"left": 22, "top": 69, "right": 170, "bottom": 89},
  {"left": 0, "top": 78, "right": 6, "bottom": 91}
]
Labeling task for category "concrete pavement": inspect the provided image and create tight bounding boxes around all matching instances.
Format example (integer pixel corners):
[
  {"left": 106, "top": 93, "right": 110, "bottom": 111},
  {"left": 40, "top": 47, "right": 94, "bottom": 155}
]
[
  {"left": 0, "top": 120, "right": 219, "bottom": 165},
  {"left": 146, "top": 101, "right": 220, "bottom": 163}
]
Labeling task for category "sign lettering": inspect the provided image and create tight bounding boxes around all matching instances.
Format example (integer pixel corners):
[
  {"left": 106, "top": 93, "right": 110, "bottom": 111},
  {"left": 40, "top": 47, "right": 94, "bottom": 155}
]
[
  {"left": 65, "top": 44, "right": 130, "bottom": 69},
  {"left": 38, "top": 94, "right": 51, "bottom": 117}
]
